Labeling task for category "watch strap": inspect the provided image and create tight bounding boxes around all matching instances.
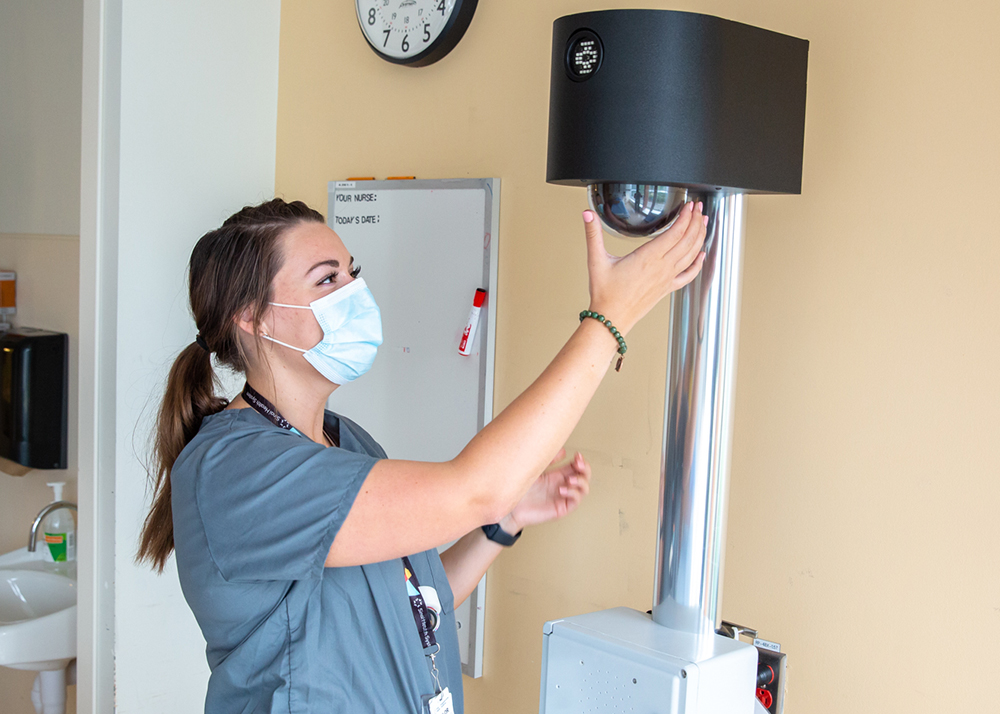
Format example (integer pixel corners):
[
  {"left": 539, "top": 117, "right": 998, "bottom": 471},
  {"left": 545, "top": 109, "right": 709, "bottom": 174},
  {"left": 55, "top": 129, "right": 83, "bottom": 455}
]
[{"left": 481, "top": 522, "right": 522, "bottom": 547}]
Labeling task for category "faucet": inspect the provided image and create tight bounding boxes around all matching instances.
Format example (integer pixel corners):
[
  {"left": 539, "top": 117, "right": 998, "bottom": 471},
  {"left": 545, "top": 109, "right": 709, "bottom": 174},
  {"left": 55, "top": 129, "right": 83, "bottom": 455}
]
[{"left": 27, "top": 501, "right": 77, "bottom": 552}]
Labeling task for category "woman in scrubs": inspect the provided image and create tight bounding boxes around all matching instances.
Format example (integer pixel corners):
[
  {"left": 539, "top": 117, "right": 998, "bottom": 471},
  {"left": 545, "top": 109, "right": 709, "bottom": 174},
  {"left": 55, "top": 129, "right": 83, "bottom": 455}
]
[{"left": 137, "top": 197, "right": 706, "bottom": 713}]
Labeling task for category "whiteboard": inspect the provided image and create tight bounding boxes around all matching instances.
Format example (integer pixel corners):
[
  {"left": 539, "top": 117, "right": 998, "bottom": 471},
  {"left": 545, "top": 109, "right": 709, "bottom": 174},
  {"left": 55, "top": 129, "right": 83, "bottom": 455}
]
[{"left": 327, "top": 178, "right": 500, "bottom": 678}]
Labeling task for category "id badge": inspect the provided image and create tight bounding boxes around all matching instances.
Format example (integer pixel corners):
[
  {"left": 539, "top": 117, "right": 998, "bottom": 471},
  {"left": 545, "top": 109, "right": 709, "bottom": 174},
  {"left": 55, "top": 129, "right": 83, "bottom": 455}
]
[{"left": 422, "top": 687, "right": 455, "bottom": 714}]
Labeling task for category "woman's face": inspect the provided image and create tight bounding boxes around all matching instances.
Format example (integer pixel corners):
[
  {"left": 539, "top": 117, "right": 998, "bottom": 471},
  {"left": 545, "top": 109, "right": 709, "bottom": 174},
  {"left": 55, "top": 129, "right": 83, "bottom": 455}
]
[{"left": 252, "top": 221, "right": 357, "bottom": 380}]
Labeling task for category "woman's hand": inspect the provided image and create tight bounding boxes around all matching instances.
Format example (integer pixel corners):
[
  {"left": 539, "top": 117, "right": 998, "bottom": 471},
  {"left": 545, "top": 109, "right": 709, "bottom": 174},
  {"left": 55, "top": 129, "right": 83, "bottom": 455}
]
[
  {"left": 585, "top": 201, "right": 707, "bottom": 335},
  {"left": 439, "top": 449, "right": 591, "bottom": 605},
  {"left": 503, "top": 449, "right": 591, "bottom": 533}
]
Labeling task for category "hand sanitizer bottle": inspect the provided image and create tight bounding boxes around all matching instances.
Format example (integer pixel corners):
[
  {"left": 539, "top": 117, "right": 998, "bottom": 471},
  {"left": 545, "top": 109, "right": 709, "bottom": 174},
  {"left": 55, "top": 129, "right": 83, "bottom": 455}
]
[{"left": 42, "top": 482, "right": 76, "bottom": 566}]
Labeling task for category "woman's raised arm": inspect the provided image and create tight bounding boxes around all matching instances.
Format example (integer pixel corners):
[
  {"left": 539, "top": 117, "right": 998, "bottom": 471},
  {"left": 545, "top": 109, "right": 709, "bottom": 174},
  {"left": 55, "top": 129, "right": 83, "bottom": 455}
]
[{"left": 326, "top": 204, "right": 707, "bottom": 567}]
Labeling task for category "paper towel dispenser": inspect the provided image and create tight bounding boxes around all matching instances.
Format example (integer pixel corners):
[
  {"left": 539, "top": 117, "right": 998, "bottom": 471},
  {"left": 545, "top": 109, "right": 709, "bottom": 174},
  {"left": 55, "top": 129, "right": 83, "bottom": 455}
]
[{"left": 0, "top": 328, "right": 69, "bottom": 470}]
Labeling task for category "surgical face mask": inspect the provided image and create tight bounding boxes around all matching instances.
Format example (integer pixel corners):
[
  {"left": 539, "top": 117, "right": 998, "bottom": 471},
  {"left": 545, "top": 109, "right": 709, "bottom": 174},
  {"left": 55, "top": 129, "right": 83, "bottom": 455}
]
[{"left": 263, "top": 277, "right": 383, "bottom": 385}]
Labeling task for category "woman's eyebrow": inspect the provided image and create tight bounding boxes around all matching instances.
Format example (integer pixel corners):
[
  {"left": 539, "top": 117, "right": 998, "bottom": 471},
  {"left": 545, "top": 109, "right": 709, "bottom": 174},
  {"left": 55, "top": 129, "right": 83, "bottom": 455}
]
[{"left": 306, "top": 257, "right": 353, "bottom": 276}]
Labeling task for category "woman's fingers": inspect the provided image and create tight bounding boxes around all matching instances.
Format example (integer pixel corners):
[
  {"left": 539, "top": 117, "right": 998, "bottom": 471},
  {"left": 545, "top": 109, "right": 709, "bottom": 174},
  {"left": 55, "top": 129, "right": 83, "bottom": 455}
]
[
  {"left": 669, "top": 211, "right": 708, "bottom": 272},
  {"left": 558, "top": 452, "right": 591, "bottom": 498},
  {"left": 558, "top": 482, "right": 586, "bottom": 505},
  {"left": 583, "top": 210, "right": 611, "bottom": 273},
  {"left": 626, "top": 201, "right": 706, "bottom": 301},
  {"left": 552, "top": 454, "right": 588, "bottom": 480},
  {"left": 645, "top": 201, "right": 698, "bottom": 258},
  {"left": 670, "top": 203, "right": 706, "bottom": 256},
  {"left": 553, "top": 453, "right": 590, "bottom": 517},
  {"left": 568, "top": 453, "right": 591, "bottom": 486},
  {"left": 558, "top": 493, "right": 584, "bottom": 515},
  {"left": 673, "top": 251, "right": 707, "bottom": 290}
]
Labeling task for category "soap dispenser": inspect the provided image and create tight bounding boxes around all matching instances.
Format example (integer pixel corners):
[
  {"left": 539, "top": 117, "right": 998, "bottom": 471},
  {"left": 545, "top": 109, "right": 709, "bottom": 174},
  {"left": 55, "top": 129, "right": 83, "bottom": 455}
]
[{"left": 41, "top": 482, "right": 76, "bottom": 565}]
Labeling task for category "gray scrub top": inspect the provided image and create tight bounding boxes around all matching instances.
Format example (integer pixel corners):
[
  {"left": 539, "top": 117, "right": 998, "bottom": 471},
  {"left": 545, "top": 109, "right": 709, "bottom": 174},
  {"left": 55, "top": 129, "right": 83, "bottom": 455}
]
[{"left": 171, "top": 408, "right": 464, "bottom": 714}]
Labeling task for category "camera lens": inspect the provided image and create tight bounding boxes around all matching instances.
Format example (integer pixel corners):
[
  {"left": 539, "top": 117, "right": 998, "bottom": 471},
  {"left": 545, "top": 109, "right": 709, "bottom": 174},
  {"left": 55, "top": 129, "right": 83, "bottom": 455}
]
[{"left": 588, "top": 183, "right": 690, "bottom": 239}]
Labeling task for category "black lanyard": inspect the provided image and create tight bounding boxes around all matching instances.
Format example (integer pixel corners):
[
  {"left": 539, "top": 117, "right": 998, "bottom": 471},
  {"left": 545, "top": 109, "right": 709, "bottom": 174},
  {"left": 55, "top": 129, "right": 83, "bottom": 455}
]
[
  {"left": 241, "top": 382, "right": 338, "bottom": 447},
  {"left": 403, "top": 555, "right": 437, "bottom": 649},
  {"left": 240, "top": 382, "right": 436, "bottom": 650}
]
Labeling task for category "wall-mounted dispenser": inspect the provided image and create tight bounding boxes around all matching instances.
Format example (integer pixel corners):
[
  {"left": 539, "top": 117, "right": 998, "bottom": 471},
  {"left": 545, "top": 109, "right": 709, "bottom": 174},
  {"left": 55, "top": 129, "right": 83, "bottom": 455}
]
[
  {"left": 540, "top": 10, "right": 808, "bottom": 714},
  {"left": 0, "top": 328, "right": 69, "bottom": 470}
]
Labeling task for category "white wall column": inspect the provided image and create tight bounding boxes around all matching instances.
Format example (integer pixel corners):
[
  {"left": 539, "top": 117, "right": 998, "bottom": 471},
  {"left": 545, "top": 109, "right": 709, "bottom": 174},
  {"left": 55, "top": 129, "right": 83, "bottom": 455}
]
[{"left": 79, "top": 2, "right": 282, "bottom": 711}]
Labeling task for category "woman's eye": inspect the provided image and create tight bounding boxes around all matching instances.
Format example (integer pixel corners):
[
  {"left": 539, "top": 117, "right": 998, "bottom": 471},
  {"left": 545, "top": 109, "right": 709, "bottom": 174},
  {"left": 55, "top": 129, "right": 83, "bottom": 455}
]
[
  {"left": 318, "top": 272, "right": 338, "bottom": 285},
  {"left": 350, "top": 264, "right": 362, "bottom": 279}
]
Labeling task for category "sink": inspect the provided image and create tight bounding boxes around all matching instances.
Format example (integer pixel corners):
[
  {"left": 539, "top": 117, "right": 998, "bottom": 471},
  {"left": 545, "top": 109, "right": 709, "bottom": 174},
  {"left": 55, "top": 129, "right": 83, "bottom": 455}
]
[{"left": 0, "top": 548, "right": 76, "bottom": 671}]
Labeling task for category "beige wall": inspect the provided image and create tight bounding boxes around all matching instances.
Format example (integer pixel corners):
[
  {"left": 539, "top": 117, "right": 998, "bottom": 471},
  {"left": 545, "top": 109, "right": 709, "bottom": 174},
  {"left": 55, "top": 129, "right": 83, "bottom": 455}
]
[
  {"left": 275, "top": 1, "right": 1000, "bottom": 712},
  {"left": 0, "top": 1, "right": 83, "bottom": 236}
]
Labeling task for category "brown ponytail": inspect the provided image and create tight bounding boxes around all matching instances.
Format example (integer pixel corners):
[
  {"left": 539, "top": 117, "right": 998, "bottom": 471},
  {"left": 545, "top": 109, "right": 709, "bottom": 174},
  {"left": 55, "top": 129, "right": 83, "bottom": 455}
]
[{"left": 137, "top": 198, "right": 325, "bottom": 571}]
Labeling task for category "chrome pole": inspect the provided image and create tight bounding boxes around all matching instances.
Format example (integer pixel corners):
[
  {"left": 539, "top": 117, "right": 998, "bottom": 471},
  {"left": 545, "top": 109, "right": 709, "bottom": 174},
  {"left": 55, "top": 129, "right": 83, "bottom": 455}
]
[{"left": 652, "top": 191, "right": 747, "bottom": 639}]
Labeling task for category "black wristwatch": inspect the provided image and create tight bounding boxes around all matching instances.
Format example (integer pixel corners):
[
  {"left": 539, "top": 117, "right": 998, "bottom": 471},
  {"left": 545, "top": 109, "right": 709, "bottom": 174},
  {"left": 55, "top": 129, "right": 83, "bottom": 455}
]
[{"left": 481, "top": 522, "right": 522, "bottom": 547}]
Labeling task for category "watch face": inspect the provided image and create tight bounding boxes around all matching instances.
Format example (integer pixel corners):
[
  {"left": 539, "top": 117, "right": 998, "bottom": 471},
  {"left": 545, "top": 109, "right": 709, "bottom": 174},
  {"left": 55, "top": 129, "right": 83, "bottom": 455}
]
[{"left": 357, "top": 0, "right": 472, "bottom": 65}]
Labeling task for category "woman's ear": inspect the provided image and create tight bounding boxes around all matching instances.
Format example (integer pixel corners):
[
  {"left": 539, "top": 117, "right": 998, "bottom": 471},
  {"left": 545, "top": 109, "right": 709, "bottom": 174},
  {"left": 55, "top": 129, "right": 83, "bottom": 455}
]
[{"left": 235, "top": 307, "right": 261, "bottom": 338}]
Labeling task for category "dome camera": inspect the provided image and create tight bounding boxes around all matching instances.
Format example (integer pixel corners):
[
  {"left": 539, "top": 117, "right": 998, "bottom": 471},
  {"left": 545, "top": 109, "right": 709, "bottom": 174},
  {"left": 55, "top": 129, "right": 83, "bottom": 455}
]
[{"left": 587, "top": 183, "right": 691, "bottom": 240}]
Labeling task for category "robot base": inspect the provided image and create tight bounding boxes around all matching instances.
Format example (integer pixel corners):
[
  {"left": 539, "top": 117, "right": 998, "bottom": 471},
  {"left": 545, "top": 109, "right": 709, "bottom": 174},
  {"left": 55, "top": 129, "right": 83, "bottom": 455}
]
[{"left": 540, "top": 607, "right": 758, "bottom": 714}]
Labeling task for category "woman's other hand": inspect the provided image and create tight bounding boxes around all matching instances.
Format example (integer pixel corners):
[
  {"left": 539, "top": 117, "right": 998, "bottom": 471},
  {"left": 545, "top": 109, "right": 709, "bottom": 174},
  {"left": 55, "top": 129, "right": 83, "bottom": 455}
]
[
  {"left": 585, "top": 201, "right": 707, "bottom": 335},
  {"left": 503, "top": 449, "right": 592, "bottom": 533}
]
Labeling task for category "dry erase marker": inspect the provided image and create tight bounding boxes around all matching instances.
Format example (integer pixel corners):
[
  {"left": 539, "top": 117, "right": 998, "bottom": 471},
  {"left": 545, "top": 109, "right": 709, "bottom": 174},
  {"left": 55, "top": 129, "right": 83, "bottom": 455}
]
[{"left": 459, "top": 289, "right": 487, "bottom": 356}]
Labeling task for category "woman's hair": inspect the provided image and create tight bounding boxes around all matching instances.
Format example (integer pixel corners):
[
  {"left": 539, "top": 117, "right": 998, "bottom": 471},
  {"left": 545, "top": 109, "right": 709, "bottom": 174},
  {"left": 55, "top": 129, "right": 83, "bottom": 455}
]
[{"left": 137, "top": 198, "right": 325, "bottom": 571}]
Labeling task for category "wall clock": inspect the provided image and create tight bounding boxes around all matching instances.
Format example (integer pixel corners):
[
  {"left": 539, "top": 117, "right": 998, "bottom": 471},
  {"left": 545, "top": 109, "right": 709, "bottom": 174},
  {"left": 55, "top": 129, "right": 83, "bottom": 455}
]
[{"left": 356, "top": 0, "right": 479, "bottom": 67}]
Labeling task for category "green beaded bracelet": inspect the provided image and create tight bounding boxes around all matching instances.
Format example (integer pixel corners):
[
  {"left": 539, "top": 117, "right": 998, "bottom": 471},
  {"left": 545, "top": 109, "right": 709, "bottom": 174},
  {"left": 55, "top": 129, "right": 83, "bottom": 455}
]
[{"left": 580, "top": 310, "right": 627, "bottom": 372}]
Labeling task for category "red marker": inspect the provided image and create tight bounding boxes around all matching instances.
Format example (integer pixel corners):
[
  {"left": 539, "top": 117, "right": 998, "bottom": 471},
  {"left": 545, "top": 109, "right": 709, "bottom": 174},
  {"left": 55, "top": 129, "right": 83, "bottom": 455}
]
[{"left": 459, "top": 289, "right": 487, "bottom": 356}]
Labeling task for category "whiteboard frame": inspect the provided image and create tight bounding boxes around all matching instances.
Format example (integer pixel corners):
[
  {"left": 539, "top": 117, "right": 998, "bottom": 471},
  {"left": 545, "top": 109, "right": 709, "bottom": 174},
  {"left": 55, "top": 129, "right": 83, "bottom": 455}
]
[{"left": 327, "top": 178, "right": 500, "bottom": 678}]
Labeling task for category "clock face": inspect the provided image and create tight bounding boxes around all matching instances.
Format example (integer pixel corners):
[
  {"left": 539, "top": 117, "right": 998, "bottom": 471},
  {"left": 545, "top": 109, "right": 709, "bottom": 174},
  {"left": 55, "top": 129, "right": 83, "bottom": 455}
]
[{"left": 356, "top": 0, "right": 477, "bottom": 66}]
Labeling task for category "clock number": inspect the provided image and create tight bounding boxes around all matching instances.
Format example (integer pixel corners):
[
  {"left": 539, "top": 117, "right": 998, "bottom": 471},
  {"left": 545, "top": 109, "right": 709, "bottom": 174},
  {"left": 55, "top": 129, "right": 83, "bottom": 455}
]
[{"left": 358, "top": 0, "right": 473, "bottom": 65}]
